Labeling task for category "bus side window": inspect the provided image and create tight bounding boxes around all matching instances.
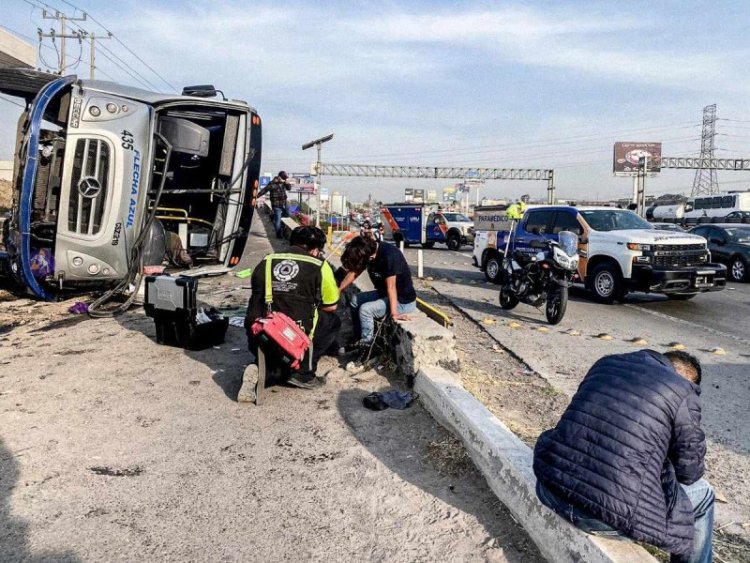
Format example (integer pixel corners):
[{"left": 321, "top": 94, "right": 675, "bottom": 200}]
[{"left": 722, "top": 195, "right": 735, "bottom": 208}]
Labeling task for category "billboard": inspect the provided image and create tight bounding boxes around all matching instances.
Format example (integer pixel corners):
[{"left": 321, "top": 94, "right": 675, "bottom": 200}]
[
  {"left": 413, "top": 188, "right": 425, "bottom": 202},
  {"left": 443, "top": 186, "right": 457, "bottom": 202},
  {"left": 290, "top": 173, "right": 316, "bottom": 194},
  {"left": 613, "top": 142, "right": 662, "bottom": 174},
  {"left": 427, "top": 189, "right": 438, "bottom": 203}
]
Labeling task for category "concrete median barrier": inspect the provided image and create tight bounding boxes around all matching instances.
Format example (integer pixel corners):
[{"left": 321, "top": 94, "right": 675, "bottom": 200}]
[{"left": 384, "top": 312, "right": 657, "bottom": 563}]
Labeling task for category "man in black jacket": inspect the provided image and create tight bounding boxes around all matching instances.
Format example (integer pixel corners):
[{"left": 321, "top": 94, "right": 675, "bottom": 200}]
[
  {"left": 533, "top": 350, "right": 713, "bottom": 563},
  {"left": 257, "top": 171, "right": 292, "bottom": 238}
]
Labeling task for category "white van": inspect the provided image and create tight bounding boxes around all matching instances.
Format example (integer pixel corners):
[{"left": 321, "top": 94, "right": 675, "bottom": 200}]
[{"left": 683, "top": 192, "right": 750, "bottom": 221}]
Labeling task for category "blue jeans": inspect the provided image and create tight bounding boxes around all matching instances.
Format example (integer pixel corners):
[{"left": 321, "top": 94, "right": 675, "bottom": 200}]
[
  {"left": 272, "top": 206, "right": 288, "bottom": 238},
  {"left": 536, "top": 480, "right": 714, "bottom": 563},
  {"left": 351, "top": 290, "right": 417, "bottom": 342}
]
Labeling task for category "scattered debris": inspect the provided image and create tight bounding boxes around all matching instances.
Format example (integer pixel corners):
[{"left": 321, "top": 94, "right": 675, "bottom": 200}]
[
  {"left": 68, "top": 302, "right": 89, "bottom": 315},
  {"left": 231, "top": 268, "right": 253, "bottom": 279},
  {"left": 710, "top": 347, "right": 727, "bottom": 356},
  {"left": 229, "top": 316, "right": 245, "bottom": 327},
  {"left": 628, "top": 337, "right": 648, "bottom": 345},
  {"left": 426, "top": 436, "right": 472, "bottom": 477},
  {"left": 363, "top": 390, "right": 417, "bottom": 411},
  {"left": 668, "top": 342, "right": 686, "bottom": 350},
  {"left": 89, "top": 466, "right": 144, "bottom": 477},
  {"left": 596, "top": 333, "right": 613, "bottom": 340},
  {"left": 715, "top": 488, "right": 729, "bottom": 504}
]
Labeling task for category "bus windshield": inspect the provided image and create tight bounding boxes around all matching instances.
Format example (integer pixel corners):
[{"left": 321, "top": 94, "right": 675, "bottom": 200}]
[{"left": 579, "top": 210, "right": 653, "bottom": 232}]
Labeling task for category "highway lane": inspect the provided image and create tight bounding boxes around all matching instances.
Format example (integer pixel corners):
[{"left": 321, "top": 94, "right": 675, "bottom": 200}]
[
  {"left": 402, "top": 243, "right": 750, "bottom": 533},
  {"left": 403, "top": 244, "right": 750, "bottom": 345}
]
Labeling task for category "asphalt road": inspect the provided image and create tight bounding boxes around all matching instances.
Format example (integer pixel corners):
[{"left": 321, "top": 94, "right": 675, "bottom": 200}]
[{"left": 402, "top": 242, "right": 750, "bottom": 536}]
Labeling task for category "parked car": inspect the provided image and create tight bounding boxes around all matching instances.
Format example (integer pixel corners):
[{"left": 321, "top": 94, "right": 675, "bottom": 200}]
[
  {"left": 651, "top": 223, "right": 686, "bottom": 232},
  {"left": 689, "top": 224, "right": 750, "bottom": 282},
  {"left": 725, "top": 211, "right": 750, "bottom": 221}
]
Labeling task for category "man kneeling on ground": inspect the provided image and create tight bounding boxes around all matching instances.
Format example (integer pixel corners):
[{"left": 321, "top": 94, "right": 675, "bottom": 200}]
[
  {"left": 533, "top": 350, "right": 713, "bottom": 563},
  {"left": 239, "top": 226, "right": 340, "bottom": 400},
  {"left": 339, "top": 235, "right": 416, "bottom": 349}
]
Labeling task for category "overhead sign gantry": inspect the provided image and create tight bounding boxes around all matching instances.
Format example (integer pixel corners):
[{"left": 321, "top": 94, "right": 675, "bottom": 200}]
[{"left": 317, "top": 163, "right": 557, "bottom": 203}]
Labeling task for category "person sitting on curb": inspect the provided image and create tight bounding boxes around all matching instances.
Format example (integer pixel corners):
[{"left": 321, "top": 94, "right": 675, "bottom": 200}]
[
  {"left": 239, "top": 226, "right": 341, "bottom": 400},
  {"left": 338, "top": 236, "right": 416, "bottom": 350},
  {"left": 533, "top": 349, "right": 713, "bottom": 563}
]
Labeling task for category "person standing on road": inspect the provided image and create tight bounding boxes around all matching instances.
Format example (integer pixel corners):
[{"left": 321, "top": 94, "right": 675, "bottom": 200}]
[
  {"left": 360, "top": 220, "right": 373, "bottom": 239},
  {"left": 240, "top": 226, "right": 341, "bottom": 399},
  {"left": 373, "top": 223, "right": 386, "bottom": 242},
  {"left": 257, "top": 171, "right": 292, "bottom": 238},
  {"left": 506, "top": 198, "right": 527, "bottom": 220},
  {"left": 339, "top": 235, "right": 416, "bottom": 348},
  {"left": 533, "top": 350, "right": 713, "bottom": 563}
]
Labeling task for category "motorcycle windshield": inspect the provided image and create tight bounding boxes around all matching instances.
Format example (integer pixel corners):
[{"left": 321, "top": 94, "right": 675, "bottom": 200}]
[{"left": 558, "top": 231, "right": 578, "bottom": 256}]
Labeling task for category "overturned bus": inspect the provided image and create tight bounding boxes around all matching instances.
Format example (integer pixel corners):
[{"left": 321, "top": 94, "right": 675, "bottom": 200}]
[{"left": 0, "top": 69, "right": 262, "bottom": 300}]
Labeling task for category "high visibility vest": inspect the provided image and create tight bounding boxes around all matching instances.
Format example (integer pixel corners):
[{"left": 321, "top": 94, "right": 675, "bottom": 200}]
[{"left": 507, "top": 204, "right": 523, "bottom": 219}]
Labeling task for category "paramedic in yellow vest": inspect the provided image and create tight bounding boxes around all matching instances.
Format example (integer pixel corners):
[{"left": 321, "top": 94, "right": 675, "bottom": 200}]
[
  {"left": 506, "top": 199, "right": 527, "bottom": 220},
  {"left": 239, "top": 226, "right": 340, "bottom": 400}
]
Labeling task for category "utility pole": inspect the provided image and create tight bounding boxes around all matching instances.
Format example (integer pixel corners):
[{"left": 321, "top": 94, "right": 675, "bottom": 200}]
[
  {"left": 637, "top": 155, "right": 649, "bottom": 217},
  {"left": 81, "top": 31, "right": 112, "bottom": 79},
  {"left": 302, "top": 133, "right": 334, "bottom": 228},
  {"left": 41, "top": 10, "right": 87, "bottom": 75}
]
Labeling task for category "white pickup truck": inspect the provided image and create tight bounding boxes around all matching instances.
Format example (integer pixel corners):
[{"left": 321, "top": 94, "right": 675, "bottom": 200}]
[{"left": 473, "top": 205, "right": 727, "bottom": 302}]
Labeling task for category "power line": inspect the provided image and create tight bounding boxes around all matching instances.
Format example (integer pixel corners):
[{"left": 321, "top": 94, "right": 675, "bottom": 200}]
[
  {"left": 21, "top": 0, "right": 172, "bottom": 90},
  {"left": 56, "top": 0, "right": 176, "bottom": 91},
  {"left": 0, "top": 94, "right": 27, "bottom": 108},
  {"left": 62, "top": 19, "right": 160, "bottom": 90},
  {"left": 332, "top": 122, "right": 700, "bottom": 162}
]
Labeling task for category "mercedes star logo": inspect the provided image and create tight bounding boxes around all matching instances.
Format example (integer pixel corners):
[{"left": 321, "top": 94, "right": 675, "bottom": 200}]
[{"left": 78, "top": 176, "right": 102, "bottom": 199}]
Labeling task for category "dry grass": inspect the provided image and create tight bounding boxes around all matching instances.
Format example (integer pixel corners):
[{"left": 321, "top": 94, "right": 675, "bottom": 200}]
[{"left": 425, "top": 436, "right": 473, "bottom": 477}]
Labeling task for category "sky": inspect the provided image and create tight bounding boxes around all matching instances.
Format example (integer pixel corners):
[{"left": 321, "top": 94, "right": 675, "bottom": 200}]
[{"left": 3, "top": 0, "right": 750, "bottom": 203}]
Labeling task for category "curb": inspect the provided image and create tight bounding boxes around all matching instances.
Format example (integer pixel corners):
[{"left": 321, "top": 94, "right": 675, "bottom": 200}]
[{"left": 413, "top": 365, "right": 657, "bottom": 563}]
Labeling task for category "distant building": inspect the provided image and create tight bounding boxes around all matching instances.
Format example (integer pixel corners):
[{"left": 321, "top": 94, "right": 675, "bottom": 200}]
[
  {"left": 0, "top": 160, "right": 12, "bottom": 182},
  {"left": 0, "top": 29, "right": 36, "bottom": 68},
  {"left": 330, "top": 193, "right": 347, "bottom": 215}
]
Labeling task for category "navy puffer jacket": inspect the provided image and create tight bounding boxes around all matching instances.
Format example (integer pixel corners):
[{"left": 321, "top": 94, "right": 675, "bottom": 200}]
[{"left": 533, "top": 350, "right": 705, "bottom": 556}]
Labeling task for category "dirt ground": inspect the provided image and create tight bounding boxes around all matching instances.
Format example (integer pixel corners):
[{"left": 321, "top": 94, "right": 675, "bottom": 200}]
[
  {"left": 0, "top": 217, "right": 542, "bottom": 562},
  {"left": 413, "top": 282, "right": 750, "bottom": 562}
]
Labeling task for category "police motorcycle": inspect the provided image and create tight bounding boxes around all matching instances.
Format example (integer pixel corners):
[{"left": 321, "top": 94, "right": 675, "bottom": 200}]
[{"left": 498, "top": 225, "right": 579, "bottom": 325}]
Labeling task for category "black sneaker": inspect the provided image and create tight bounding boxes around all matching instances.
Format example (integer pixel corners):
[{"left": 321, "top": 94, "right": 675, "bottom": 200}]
[
  {"left": 348, "top": 339, "right": 373, "bottom": 351},
  {"left": 287, "top": 372, "right": 326, "bottom": 390}
]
